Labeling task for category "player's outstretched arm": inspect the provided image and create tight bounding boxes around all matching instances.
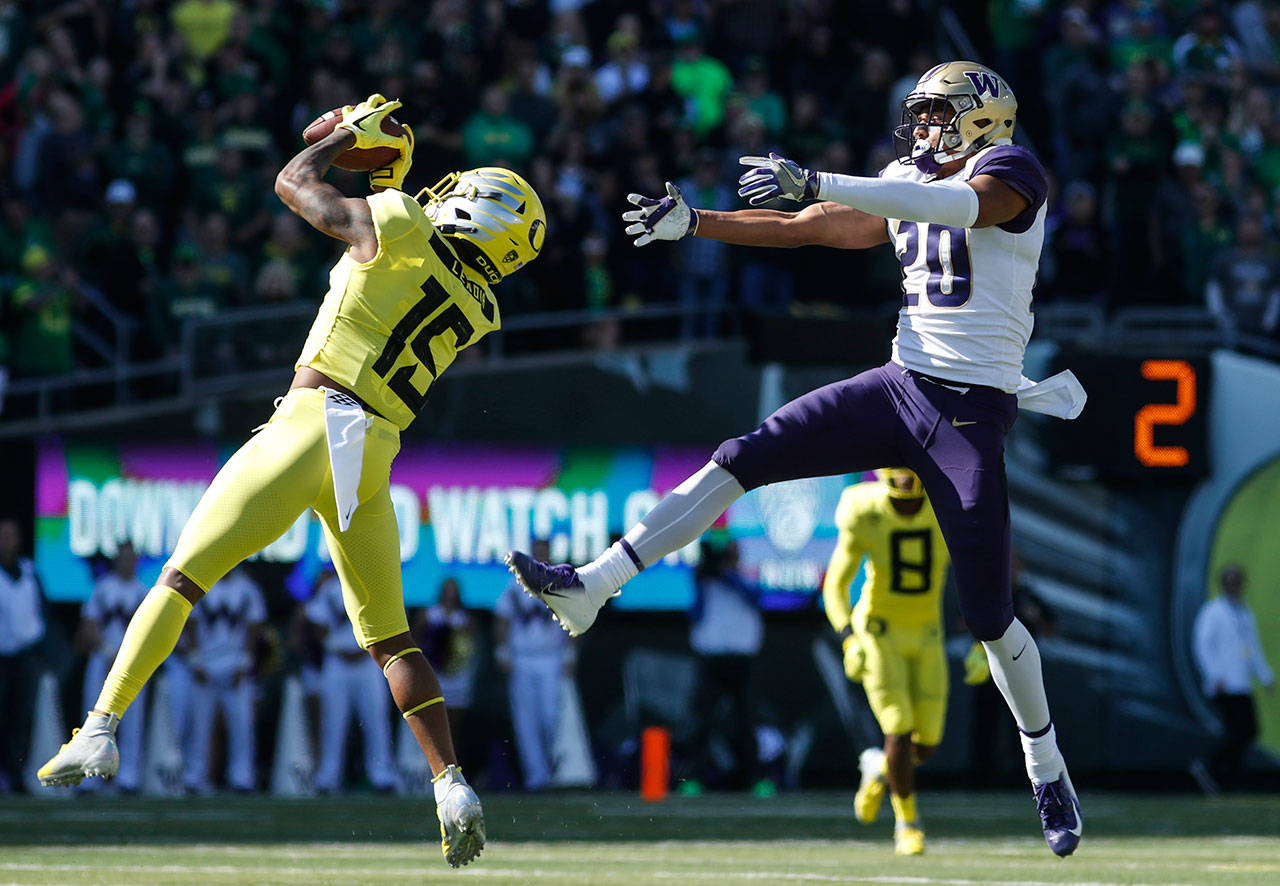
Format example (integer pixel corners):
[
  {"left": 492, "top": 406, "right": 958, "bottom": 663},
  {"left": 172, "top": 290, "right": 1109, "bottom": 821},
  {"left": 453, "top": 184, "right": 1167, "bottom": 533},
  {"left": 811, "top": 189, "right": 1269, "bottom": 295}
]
[
  {"left": 622, "top": 181, "right": 888, "bottom": 250},
  {"left": 699, "top": 202, "right": 889, "bottom": 249},
  {"left": 274, "top": 129, "right": 377, "bottom": 254}
]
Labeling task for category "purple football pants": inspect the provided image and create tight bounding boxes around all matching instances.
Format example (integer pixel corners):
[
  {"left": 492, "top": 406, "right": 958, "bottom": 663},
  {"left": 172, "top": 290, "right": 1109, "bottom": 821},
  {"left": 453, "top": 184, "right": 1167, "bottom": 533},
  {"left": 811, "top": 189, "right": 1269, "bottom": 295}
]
[{"left": 713, "top": 361, "right": 1019, "bottom": 640}]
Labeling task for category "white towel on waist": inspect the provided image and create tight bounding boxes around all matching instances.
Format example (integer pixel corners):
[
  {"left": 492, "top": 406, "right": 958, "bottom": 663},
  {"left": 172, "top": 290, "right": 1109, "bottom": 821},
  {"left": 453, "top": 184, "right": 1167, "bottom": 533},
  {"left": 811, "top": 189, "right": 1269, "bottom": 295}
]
[
  {"left": 1016, "top": 370, "right": 1087, "bottom": 420},
  {"left": 320, "top": 387, "right": 371, "bottom": 531}
]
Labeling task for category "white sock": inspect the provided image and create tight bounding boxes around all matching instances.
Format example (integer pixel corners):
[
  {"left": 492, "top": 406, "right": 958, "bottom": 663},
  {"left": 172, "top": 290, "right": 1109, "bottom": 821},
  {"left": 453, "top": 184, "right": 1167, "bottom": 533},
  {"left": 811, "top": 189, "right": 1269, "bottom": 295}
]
[
  {"left": 982, "top": 618, "right": 1052, "bottom": 732},
  {"left": 575, "top": 462, "right": 745, "bottom": 606},
  {"left": 623, "top": 461, "right": 745, "bottom": 567},
  {"left": 85, "top": 711, "right": 120, "bottom": 737},
  {"left": 433, "top": 763, "right": 466, "bottom": 805},
  {"left": 576, "top": 542, "right": 637, "bottom": 606},
  {"left": 1020, "top": 724, "right": 1064, "bottom": 785}
]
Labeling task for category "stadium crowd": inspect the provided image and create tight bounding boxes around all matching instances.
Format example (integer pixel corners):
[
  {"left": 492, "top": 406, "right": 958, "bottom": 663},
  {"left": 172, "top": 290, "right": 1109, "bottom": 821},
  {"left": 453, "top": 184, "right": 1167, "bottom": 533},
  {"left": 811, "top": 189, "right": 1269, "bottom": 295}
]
[{"left": 2, "top": 0, "right": 1279, "bottom": 387}]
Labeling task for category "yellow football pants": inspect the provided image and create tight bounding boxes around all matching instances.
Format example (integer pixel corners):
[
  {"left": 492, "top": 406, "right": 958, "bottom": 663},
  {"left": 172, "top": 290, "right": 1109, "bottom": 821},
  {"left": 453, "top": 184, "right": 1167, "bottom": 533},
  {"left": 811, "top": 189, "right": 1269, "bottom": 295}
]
[
  {"left": 855, "top": 613, "right": 948, "bottom": 747},
  {"left": 168, "top": 387, "right": 408, "bottom": 647}
]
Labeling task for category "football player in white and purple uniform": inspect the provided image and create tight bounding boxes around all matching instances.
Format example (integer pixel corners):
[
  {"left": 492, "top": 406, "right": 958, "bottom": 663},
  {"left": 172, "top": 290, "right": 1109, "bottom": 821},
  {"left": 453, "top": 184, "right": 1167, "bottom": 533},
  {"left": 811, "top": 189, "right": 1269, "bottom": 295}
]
[{"left": 508, "top": 61, "right": 1083, "bottom": 857}]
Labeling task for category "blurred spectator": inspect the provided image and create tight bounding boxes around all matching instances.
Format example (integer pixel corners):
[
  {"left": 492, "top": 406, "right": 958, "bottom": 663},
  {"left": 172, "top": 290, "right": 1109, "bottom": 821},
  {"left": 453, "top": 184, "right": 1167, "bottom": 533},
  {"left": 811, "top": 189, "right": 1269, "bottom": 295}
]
[
  {"left": 732, "top": 57, "right": 786, "bottom": 140},
  {"left": 1150, "top": 142, "right": 1207, "bottom": 301},
  {"left": 9, "top": 244, "right": 79, "bottom": 378},
  {"left": 1110, "top": 5, "right": 1173, "bottom": 75},
  {"left": 185, "top": 565, "right": 265, "bottom": 793},
  {"left": 595, "top": 20, "right": 649, "bottom": 107},
  {"left": 494, "top": 539, "right": 574, "bottom": 791},
  {"left": 81, "top": 180, "right": 147, "bottom": 322},
  {"left": 670, "top": 34, "right": 732, "bottom": 136},
  {"left": 1173, "top": 8, "right": 1242, "bottom": 80},
  {"left": 676, "top": 151, "right": 734, "bottom": 338},
  {"left": 1045, "top": 181, "right": 1109, "bottom": 307},
  {"left": 685, "top": 537, "right": 763, "bottom": 792},
  {"left": 149, "top": 243, "right": 223, "bottom": 356},
  {"left": 106, "top": 112, "right": 175, "bottom": 209},
  {"left": 461, "top": 85, "right": 534, "bottom": 170},
  {"left": 199, "top": 212, "right": 249, "bottom": 305},
  {"left": 1192, "top": 565, "right": 1274, "bottom": 791},
  {"left": 0, "top": 518, "right": 45, "bottom": 794},
  {"left": 1183, "top": 182, "right": 1235, "bottom": 304},
  {"left": 1234, "top": 1, "right": 1280, "bottom": 81},
  {"left": 303, "top": 568, "right": 397, "bottom": 794},
  {"left": 1206, "top": 214, "right": 1280, "bottom": 339},
  {"left": 75, "top": 541, "right": 148, "bottom": 793},
  {"left": 170, "top": 0, "right": 239, "bottom": 62},
  {"left": 1106, "top": 101, "right": 1168, "bottom": 301},
  {"left": 418, "top": 577, "right": 478, "bottom": 768}
]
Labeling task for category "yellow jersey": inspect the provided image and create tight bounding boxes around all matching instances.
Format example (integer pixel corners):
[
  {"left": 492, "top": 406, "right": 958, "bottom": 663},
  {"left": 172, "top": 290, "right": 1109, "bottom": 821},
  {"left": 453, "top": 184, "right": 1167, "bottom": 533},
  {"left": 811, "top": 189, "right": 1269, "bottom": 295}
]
[
  {"left": 296, "top": 189, "right": 500, "bottom": 430},
  {"left": 822, "top": 480, "right": 950, "bottom": 630}
]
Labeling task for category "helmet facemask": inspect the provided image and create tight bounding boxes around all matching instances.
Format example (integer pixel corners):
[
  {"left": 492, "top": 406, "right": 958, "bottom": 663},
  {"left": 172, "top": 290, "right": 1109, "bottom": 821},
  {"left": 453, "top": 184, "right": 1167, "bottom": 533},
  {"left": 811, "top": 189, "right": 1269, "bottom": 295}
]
[
  {"left": 894, "top": 94, "right": 973, "bottom": 174},
  {"left": 892, "top": 62, "right": 1017, "bottom": 175},
  {"left": 878, "top": 468, "right": 926, "bottom": 500},
  {"left": 417, "top": 168, "right": 545, "bottom": 283}
]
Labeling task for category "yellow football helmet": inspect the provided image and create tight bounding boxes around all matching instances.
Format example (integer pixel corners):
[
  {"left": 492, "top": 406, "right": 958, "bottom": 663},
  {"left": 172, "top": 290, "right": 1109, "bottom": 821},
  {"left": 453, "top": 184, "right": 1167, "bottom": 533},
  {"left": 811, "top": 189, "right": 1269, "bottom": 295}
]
[
  {"left": 418, "top": 167, "right": 546, "bottom": 283},
  {"left": 878, "top": 468, "right": 925, "bottom": 500},
  {"left": 894, "top": 61, "right": 1017, "bottom": 174}
]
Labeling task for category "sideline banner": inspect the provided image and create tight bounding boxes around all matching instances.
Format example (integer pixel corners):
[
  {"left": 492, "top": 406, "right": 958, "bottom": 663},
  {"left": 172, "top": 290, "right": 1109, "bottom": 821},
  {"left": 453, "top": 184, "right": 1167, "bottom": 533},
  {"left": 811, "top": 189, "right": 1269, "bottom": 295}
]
[{"left": 36, "top": 437, "right": 861, "bottom": 610}]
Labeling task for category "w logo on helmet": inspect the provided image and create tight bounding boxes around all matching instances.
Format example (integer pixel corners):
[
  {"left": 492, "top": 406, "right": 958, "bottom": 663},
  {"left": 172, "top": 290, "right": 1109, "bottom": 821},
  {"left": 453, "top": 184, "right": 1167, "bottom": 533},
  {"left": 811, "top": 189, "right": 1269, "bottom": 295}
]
[{"left": 963, "top": 71, "right": 1000, "bottom": 97}]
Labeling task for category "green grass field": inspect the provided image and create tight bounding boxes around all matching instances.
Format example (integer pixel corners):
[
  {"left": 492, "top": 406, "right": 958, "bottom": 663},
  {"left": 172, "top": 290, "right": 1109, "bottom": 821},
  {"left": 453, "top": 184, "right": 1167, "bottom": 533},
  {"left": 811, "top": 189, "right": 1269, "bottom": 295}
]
[{"left": 2, "top": 791, "right": 1278, "bottom": 885}]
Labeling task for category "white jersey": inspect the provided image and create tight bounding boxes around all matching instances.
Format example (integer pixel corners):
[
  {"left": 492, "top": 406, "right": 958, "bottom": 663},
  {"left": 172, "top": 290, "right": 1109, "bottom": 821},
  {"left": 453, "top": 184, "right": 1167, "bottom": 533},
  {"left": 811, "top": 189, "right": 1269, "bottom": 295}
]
[
  {"left": 304, "top": 576, "right": 362, "bottom": 655},
  {"left": 83, "top": 573, "right": 148, "bottom": 657},
  {"left": 190, "top": 570, "right": 266, "bottom": 679},
  {"left": 883, "top": 143, "right": 1049, "bottom": 393},
  {"left": 495, "top": 582, "right": 568, "bottom": 659}
]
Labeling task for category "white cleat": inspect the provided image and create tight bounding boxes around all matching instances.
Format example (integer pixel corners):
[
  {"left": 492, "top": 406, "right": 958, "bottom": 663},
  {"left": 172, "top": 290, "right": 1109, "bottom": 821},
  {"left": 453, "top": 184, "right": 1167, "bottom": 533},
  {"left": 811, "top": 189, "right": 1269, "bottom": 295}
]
[
  {"left": 38, "top": 713, "right": 121, "bottom": 787},
  {"left": 504, "top": 550, "right": 602, "bottom": 636},
  {"left": 436, "top": 767, "right": 486, "bottom": 868}
]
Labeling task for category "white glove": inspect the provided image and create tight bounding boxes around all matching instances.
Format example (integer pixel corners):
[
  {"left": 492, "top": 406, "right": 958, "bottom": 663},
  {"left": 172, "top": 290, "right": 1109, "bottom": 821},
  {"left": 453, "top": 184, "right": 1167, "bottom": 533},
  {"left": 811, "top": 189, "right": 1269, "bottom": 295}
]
[
  {"left": 737, "top": 152, "right": 819, "bottom": 205},
  {"left": 621, "top": 182, "right": 698, "bottom": 247}
]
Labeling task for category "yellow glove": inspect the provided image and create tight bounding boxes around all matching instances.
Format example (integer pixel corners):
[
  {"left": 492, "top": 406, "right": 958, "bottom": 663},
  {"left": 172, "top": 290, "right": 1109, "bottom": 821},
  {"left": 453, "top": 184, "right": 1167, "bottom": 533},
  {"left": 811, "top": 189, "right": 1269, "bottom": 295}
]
[
  {"left": 843, "top": 634, "right": 867, "bottom": 683},
  {"left": 964, "top": 642, "right": 991, "bottom": 685},
  {"left": 336, "top": 93, "right": 405, "bottom": 150},
  {"left": 371, "top": 123, "right": 414, "bottom": 192}
]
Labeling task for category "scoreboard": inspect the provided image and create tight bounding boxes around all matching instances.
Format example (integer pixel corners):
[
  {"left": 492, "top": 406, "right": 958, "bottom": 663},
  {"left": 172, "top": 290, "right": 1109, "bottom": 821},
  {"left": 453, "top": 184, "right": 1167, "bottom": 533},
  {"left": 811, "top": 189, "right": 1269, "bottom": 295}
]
[{"left": 1046, "top": 349, "right": 1210, "bottom": 480}]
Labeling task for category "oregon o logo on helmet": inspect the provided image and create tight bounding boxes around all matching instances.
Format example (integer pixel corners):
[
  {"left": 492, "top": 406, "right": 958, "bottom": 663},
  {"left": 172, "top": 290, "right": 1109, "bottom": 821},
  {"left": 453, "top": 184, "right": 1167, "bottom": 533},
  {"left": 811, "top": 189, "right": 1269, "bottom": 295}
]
[
  {"left": 528, "top": 217, "right": 545, "bottom": 252},
  {"left": 963, "top": 71, "right": 1000, "bottom": 97}
]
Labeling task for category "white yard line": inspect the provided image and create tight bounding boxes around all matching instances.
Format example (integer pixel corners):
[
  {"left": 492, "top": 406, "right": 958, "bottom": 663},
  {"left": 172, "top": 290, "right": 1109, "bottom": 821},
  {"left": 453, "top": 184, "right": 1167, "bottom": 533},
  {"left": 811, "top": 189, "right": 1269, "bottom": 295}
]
[{"left": 0, "top": 862, "right": 1203, "bottom": 886}]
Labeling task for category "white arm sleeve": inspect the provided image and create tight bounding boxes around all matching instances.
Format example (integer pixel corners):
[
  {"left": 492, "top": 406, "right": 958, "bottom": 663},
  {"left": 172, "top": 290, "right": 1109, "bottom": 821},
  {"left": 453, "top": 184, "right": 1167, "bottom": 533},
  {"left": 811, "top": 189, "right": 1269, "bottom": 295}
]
[{"left": 816, "top": 172, "right": 980, "bottom": 228}]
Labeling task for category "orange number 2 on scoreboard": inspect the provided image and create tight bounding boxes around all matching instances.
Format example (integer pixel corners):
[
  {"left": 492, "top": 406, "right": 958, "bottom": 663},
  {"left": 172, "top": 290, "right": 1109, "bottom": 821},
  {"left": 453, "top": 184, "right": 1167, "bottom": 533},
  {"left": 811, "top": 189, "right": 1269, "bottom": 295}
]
[{"left": 1134, "top": 360, "right": 1197, "bottom": 467}]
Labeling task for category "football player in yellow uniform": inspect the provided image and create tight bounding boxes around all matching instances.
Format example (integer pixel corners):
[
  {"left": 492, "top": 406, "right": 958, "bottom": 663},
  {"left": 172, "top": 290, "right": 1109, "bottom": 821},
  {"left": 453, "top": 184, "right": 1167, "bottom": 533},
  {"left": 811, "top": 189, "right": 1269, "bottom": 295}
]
[
  {"left": 39, "top": 95, "right": 544, "bottom": 869},
  {"left": 822, "top": 469, "right": 989, "bottom": 856}
]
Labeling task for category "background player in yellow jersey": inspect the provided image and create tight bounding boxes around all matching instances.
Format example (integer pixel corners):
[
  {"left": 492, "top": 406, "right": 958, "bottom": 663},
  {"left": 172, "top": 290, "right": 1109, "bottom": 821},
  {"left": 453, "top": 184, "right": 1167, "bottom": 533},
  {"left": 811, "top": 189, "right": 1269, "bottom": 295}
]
[
  {"left": 822, "top": 468, "right": 989, "bottom": 856},
  {"left": 39, "top": 94, "right": 545, "bottom": 869}
]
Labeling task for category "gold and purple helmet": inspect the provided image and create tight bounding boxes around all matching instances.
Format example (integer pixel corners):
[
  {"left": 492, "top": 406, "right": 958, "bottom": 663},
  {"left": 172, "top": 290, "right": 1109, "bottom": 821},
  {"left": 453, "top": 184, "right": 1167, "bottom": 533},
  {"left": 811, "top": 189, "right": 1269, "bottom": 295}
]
[
  {"left": 878, "top": 468, "right": 926, "bottom": 500},
  {"left": 894, "top": 61, "right": 1017, "bottom": 174},
  {"left": 418, "top": 167, "right": 545, "bottom": 283}
]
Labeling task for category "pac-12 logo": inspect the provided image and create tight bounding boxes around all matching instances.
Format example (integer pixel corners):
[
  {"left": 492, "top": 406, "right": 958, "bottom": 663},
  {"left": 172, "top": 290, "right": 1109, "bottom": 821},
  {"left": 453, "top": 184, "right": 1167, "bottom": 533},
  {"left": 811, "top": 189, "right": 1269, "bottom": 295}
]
[{"left": 963, "top": 71, "right": 1001, "bottom": 97}]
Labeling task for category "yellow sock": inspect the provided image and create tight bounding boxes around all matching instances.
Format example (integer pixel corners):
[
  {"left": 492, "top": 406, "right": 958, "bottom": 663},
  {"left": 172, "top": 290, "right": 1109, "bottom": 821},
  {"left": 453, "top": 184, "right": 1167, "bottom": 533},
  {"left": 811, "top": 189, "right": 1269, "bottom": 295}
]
[
  {"left": 890, "top": 793, "right": 918, "bottom": 824},
  {"left": 95, "top": 586, "right": 193, "bottom": 715}
]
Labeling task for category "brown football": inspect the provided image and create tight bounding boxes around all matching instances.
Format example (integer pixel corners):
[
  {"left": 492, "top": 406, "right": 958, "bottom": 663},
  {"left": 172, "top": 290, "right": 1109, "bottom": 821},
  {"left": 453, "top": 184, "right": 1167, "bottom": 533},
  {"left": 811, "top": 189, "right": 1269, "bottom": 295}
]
[{"left": 301, "top": 106, "right": 404, "bottom": 171}]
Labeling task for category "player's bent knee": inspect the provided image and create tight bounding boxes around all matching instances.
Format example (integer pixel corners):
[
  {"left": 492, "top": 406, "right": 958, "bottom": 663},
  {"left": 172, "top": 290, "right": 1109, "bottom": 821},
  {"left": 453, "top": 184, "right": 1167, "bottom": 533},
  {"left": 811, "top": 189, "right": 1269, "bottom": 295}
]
[
  {"left": 710, "top": 441, "right": 759, "bottom": 492},
  {"left": 367, "top": 632, "right": 421, "bottom": 671},
  {"left": 159, "top": 567, "right": 206, "bottom": 606},
  {"left": 960, "top": 600, "right": 1015, "bottom": 642},
  {"left": 885, "top": 733, "right": 913, "bottom": 756}
]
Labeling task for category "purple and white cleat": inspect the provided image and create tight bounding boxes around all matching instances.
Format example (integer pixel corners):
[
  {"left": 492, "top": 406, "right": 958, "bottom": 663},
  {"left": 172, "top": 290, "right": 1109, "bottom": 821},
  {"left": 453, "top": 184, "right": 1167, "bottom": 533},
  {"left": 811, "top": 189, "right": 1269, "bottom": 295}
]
[
  {"left": 504, "top": 551, "right": 602, "bottom": 636},
  {"left": 1034, "top": 772, "right": 1083, "bottom": 857}
]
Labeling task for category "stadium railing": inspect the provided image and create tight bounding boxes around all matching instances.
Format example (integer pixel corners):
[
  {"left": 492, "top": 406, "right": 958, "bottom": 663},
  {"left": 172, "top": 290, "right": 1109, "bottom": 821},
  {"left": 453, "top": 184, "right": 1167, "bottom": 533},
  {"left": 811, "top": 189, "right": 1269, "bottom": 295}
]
[{"left": 3, "top": 300, "right": 1276, "bottom": 437}]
